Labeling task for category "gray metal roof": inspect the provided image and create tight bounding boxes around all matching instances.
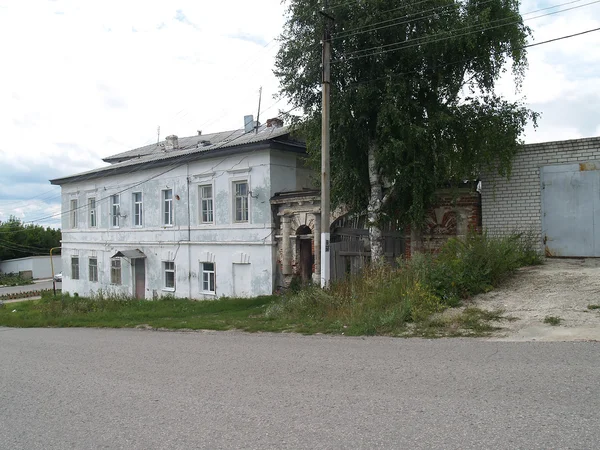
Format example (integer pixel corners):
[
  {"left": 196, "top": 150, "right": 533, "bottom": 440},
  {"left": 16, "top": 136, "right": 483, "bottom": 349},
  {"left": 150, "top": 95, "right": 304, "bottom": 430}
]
[{"left": 50, "top": 125, "right": 305, "bottom": 185}]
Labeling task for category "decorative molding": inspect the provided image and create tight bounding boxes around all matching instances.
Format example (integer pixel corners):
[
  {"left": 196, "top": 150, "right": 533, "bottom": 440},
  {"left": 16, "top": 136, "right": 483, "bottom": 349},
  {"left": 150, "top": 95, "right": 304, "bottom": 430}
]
[
  {"left": 192, "top": 172, "right": 216, "bottom": 181},
  {"left": 203, "top": 251, "right": 216, "bottom": 263},
  {"left": 227, "top": 167, "right": 252, "bottom": 175},
  {"left": 233, "top": 251, "right": 251, "bottom": 264}
]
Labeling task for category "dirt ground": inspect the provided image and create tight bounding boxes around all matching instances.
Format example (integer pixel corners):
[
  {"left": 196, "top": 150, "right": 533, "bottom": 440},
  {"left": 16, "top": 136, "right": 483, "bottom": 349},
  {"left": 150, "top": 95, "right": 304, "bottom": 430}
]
[{"left": 472, "top": 258, "right": 600, "bottom": 341}]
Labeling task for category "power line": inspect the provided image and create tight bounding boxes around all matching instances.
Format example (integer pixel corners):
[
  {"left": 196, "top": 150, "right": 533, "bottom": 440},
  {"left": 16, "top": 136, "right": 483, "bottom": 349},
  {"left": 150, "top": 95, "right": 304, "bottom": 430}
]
[
  {"left": 15, "top": 102, "right": 301, "bottom": 226},
  {"left": 334, "top": 0, "right": 600, "bottom": 62},
  {"left": 343, "top": 26, "right": 600, "bottom": 89}
]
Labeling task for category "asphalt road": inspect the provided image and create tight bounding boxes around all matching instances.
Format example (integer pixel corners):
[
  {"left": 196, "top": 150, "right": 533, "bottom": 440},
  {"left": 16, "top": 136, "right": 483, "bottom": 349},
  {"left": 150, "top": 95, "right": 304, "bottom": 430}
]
[
  {"left": 0, "top": 279, "right": 58, "bottom": 296},
  {"left": 0, "top": 328, "right": 598, "bottom": 449}
]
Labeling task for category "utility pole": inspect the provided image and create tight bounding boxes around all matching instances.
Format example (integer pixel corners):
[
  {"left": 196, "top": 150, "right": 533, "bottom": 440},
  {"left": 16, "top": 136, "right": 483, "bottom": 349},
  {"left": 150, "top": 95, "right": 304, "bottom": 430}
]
[
  {"left": 319, "top": 3, "right": 333, "bottom": 288},
  {"left": 255, "top": 86, "right": 262, "bottom": 134}
]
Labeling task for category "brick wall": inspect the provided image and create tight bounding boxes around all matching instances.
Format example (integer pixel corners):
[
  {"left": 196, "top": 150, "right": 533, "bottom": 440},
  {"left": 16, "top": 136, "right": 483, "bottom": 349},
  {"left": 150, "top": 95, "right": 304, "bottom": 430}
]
[
  {"left": 480, "top": 136, "right": 600, "bottom": 252},
  {"left": 404, "top": 188, "right": 481, "bottom": 258}
]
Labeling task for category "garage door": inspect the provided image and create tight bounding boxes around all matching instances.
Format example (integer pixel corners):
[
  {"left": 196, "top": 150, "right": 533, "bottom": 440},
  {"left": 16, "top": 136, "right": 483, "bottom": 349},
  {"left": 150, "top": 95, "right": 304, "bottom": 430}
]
[{"left": 541, "top": 162, "right": 600, "bottom": 257}]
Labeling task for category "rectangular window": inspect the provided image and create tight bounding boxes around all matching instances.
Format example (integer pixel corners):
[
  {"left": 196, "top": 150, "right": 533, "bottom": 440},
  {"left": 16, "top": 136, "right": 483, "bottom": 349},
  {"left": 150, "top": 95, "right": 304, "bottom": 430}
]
[
  {"left": 163, "top": 261, "right": 175, "bottom": 289},
  {"left": 70, "top": 199, "right": 78, "bottom": 228},
  {"left": 89, "top": 257, "right": 98, "bottom": 282},
  {"left": 163, "top": 189, "right": 173, "bottom": 226},
  {"left": 111, "top": 259, "right": 122, "bottom": 285},
  {"left": 133, "top": 192, "right": 143, "bottom": 226},
  {"left": 89, "top": 198, "right": 97, "bottom": 228},
  {"left": 234, "top": 181, "right": 249, "bottom": 223},
  {"left": 71, "top": 257, "right": 79, "bottom": 280},
  {"left": 111, "top": 195, "right": 120, "bottom": 228},
  {"left": 201, "top": 262, "right": 215, "bottom": 293},
  {"left": 199, "top": 185, "right": 213, "bottom": 223}
]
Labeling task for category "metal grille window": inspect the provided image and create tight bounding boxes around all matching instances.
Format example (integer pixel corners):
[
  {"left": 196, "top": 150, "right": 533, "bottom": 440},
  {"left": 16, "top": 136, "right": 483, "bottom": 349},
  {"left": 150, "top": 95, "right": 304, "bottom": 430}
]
[
  {"left": 71, "top": 257, "right": 79, "bottom": 280},
  {"left": 111, "top": 259, "right": 122, "bottom": 285},
  {"left": 199, "top": 185, "right": 213, "bottom": 223},
  {"left": 70, "top": 199, "right": 78, "bottom": 228},
  {"left": 163, "top": 189, "right": 173, "bottom": 226},
  {"left": 133, "top": 192, "right": 143, "bottom": 226},
  {"left": 234, "top": 181, "right": 249, "bottom": 223},
  {"left": 164, "top": 261, "right": 175, "bottom": 289},
  {"left": 111, "top": 195, "right": 120, "bottom": 227},
  {"left": 89, "top": 198, "right": 97, "bottom": 227},
  {"left": 201, "top": 262, "right": 215, "bottom": 293},
  {"left": 89, "top": 258, "right": 98, "bottom": 282}
]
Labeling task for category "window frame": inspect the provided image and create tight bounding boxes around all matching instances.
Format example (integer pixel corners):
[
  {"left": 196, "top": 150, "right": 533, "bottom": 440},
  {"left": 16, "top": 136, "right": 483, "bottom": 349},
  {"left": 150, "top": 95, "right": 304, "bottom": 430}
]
[
  {"left": 162, "top": 189, "right": 173, "bottom": 226},
  {"left": 110, "top": 258, "right": 122, "bottom": 285},
  {"left": 70, "top": 199, "right": 78, "bottom": 228},
  {"left": 200, "top": 262, "right": 216, "bottom": 294},
  {"left": 71, "top": 256, "right": 80, "bottom": 280},
  {"left": 232, "top": 180, "right": 249, "bottom": 223},
  {"left": 111, "top": 194, "right": 120, "bottom": 228},
  {"left": 88, "top": 197, "right": 97, "bottom": 228},
  {"left": 89, "top": 257, "right": 98, "bottom": 282},
  {"left": 199, "top": 184, "right": 214, "bottom": 224},
  {"left": 132, "top": 191, "right": 143, "bottom": 227},
  {"left": 163, "top": 261, "right": 175, "bottom": 291}
]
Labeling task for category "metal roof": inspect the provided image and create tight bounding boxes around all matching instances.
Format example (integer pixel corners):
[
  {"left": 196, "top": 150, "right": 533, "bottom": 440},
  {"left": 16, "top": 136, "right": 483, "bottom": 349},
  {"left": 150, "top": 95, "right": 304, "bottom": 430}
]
[{"left": 50, "top": 125, "right": 305, "bottom": 185}]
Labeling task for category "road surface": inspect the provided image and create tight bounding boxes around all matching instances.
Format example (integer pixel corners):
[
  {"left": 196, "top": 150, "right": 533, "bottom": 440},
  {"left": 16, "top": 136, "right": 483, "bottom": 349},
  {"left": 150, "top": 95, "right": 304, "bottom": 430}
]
[
  {"left": 0, "top": 328, "right": 598, "bottom": 449},
  {"left": 0, "top": 279, "right": 58, "bottom": 296}
]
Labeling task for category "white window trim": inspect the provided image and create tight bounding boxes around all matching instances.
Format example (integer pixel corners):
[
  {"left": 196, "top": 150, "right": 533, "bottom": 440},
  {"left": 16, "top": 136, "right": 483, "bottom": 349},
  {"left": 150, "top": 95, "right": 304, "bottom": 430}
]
[
  {"left": 111, "top": 258, "right": 122, "bottom": 285},
  {"left": 70, "top": 199, "right": 78, "bottom": 229},
  {"left": 89, "top": 257, "right": 98, "bottom": 282},
  {"left": 162, "top": 188, "right": 174, "bottom": 227},
  {"left": 198, "top": 182, "right": 215, "bottom": 225},
  {"left": 200, "top": 262, "right": 216, "bottom": 295},
  {"left": 163, "top": 260, "right": 175, "bottom": 291},
  {"left": 111, "top": 194, "right": 121, "bottom": 228},
  {"left": 132, "top": 192, "right": 143, "bottom": 227},
  {"left": 71, "top": 256, "right": 80, "bottom": 280},
  {"left": 88, "top": 197, "right": 97, "bottom": 228},
  {"left": 231, "top": 176, "right": 251, "bottom": 224}
]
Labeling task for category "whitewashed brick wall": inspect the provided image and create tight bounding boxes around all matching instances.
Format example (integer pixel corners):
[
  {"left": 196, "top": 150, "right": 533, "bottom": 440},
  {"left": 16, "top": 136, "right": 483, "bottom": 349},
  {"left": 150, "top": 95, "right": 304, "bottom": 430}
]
[{"left": 481, "top": 136, "right": 600, "bottom": 251}]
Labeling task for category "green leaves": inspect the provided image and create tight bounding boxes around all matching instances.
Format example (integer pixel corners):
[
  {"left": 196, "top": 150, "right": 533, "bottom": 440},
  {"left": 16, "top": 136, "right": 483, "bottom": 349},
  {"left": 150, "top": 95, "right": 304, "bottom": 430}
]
[{"left": 276, "top": 0, "right": 537, "bottom": 225}]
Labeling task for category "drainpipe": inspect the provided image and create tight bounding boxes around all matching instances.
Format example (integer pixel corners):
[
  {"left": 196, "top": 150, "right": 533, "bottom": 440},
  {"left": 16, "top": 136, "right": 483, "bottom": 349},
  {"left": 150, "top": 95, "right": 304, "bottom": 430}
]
[
  {"left": 50, "top": 246, "right": 61, "bottom": 296},
  {"left": 187, "top": 164, "right": 192, "bottom": 300}
]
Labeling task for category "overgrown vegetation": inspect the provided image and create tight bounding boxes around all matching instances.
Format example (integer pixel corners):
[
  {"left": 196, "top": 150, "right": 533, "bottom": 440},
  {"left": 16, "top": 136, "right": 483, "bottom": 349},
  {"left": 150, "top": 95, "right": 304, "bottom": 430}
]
[
  {"left": 266, "top": 232, "right": 541, "bottom": 336},
  {"left": 587, "top": 304, "right": 600, "bottom": 310},
  {"left": 0, "top": 233, "right": 541, "bottom": 337},
  {"left": 0, "top": 272, "right": 34, "bottom": 287}
]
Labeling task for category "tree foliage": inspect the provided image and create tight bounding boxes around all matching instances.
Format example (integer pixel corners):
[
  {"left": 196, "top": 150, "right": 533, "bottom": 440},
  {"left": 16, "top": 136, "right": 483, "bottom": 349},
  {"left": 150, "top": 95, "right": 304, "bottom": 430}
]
[
  {"left": 275, "top": 0, "right": 538, "bottom": 234},
  {"left": 0, "top": 217, "right": 61, "bottom": 261}
]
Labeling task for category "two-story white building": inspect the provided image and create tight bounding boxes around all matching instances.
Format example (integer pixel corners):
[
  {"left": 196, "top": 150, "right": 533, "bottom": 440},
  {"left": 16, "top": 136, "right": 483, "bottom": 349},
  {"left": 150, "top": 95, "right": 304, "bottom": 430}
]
[{"left": 50, "top": 118, "right": 313, "bottom": 299}]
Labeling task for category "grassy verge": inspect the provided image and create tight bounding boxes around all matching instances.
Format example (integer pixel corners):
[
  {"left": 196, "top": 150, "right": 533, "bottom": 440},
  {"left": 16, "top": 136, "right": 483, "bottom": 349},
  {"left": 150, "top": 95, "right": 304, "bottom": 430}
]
[{"left": 0, "top": 232, "right": 541, "bottom": 337}]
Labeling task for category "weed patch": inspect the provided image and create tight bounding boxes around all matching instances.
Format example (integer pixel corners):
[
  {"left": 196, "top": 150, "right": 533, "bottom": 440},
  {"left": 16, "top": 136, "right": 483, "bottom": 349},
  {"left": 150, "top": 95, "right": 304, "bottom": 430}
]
[
  {"left": 543, "top": 315, "right": 562, "bottom": 326},
  {"left": 587, "top": 304, "right": 600, "bottom": 310}
]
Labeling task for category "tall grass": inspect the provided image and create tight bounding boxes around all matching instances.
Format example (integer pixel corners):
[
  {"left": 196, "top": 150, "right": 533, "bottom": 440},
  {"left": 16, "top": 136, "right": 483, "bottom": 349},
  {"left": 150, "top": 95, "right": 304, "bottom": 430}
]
[{"left": 266, "top": 231, "right": 542, "bottom": 335}]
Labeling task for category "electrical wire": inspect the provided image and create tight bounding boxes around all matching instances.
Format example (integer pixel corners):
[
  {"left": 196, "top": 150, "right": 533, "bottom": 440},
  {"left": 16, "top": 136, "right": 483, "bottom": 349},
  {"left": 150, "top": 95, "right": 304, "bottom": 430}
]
[
  {"left": 343, "top": 26, "right": 600, "bottom": 88},
  {"left": 334, "top": 0, "right": 600, "bottom": 61},
  {"left": 12, "top": 102, "right": 301, "bottom": 226}
]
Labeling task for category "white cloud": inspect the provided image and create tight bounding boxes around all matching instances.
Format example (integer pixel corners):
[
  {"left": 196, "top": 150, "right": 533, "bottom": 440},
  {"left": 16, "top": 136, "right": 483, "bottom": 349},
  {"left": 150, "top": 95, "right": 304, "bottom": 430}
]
[{"left": 1, "top": 0, "right": 599, "bottom": 225}]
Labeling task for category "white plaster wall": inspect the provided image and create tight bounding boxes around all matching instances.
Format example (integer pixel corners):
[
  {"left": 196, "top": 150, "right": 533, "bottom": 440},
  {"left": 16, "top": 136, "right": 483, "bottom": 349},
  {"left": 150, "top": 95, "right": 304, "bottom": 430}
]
[
  {"left": 59, "top": 148, "right": 306, "bottom": 298},
  {"left": 0, "top": 256, "right": 62, "bottom": 279}
]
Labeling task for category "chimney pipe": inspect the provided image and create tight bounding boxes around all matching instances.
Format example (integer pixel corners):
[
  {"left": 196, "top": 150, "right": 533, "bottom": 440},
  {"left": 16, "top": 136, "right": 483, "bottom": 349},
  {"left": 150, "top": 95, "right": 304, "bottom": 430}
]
[{"left": 165, "top": 135, "right": 179, "bottom": 151}]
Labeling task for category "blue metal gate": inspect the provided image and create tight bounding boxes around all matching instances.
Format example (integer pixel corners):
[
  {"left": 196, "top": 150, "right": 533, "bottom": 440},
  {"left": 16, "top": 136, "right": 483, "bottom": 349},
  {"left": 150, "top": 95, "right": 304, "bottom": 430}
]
[{"left": 541, "top": 162, "right": 600, "bottom": 257}]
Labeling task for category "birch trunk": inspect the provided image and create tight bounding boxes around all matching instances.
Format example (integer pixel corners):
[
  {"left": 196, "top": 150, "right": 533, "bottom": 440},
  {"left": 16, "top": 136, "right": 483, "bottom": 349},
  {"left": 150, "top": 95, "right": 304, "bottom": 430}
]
[{"left": 367, "top": 142, "right": 385, "bottom": 264}]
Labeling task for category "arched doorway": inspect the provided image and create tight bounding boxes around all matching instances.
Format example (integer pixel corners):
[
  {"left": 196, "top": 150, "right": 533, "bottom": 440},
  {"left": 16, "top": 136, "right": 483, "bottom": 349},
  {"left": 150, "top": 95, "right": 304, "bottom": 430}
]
[{"left": 296, "top": 225, "right": 313, "bottom": 282}]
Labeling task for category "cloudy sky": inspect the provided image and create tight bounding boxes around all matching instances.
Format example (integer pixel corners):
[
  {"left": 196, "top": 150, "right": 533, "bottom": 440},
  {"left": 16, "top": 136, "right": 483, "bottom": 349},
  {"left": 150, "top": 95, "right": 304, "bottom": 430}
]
[{"left": 0, "top": 0, "right": 599, "bottom": 228}]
